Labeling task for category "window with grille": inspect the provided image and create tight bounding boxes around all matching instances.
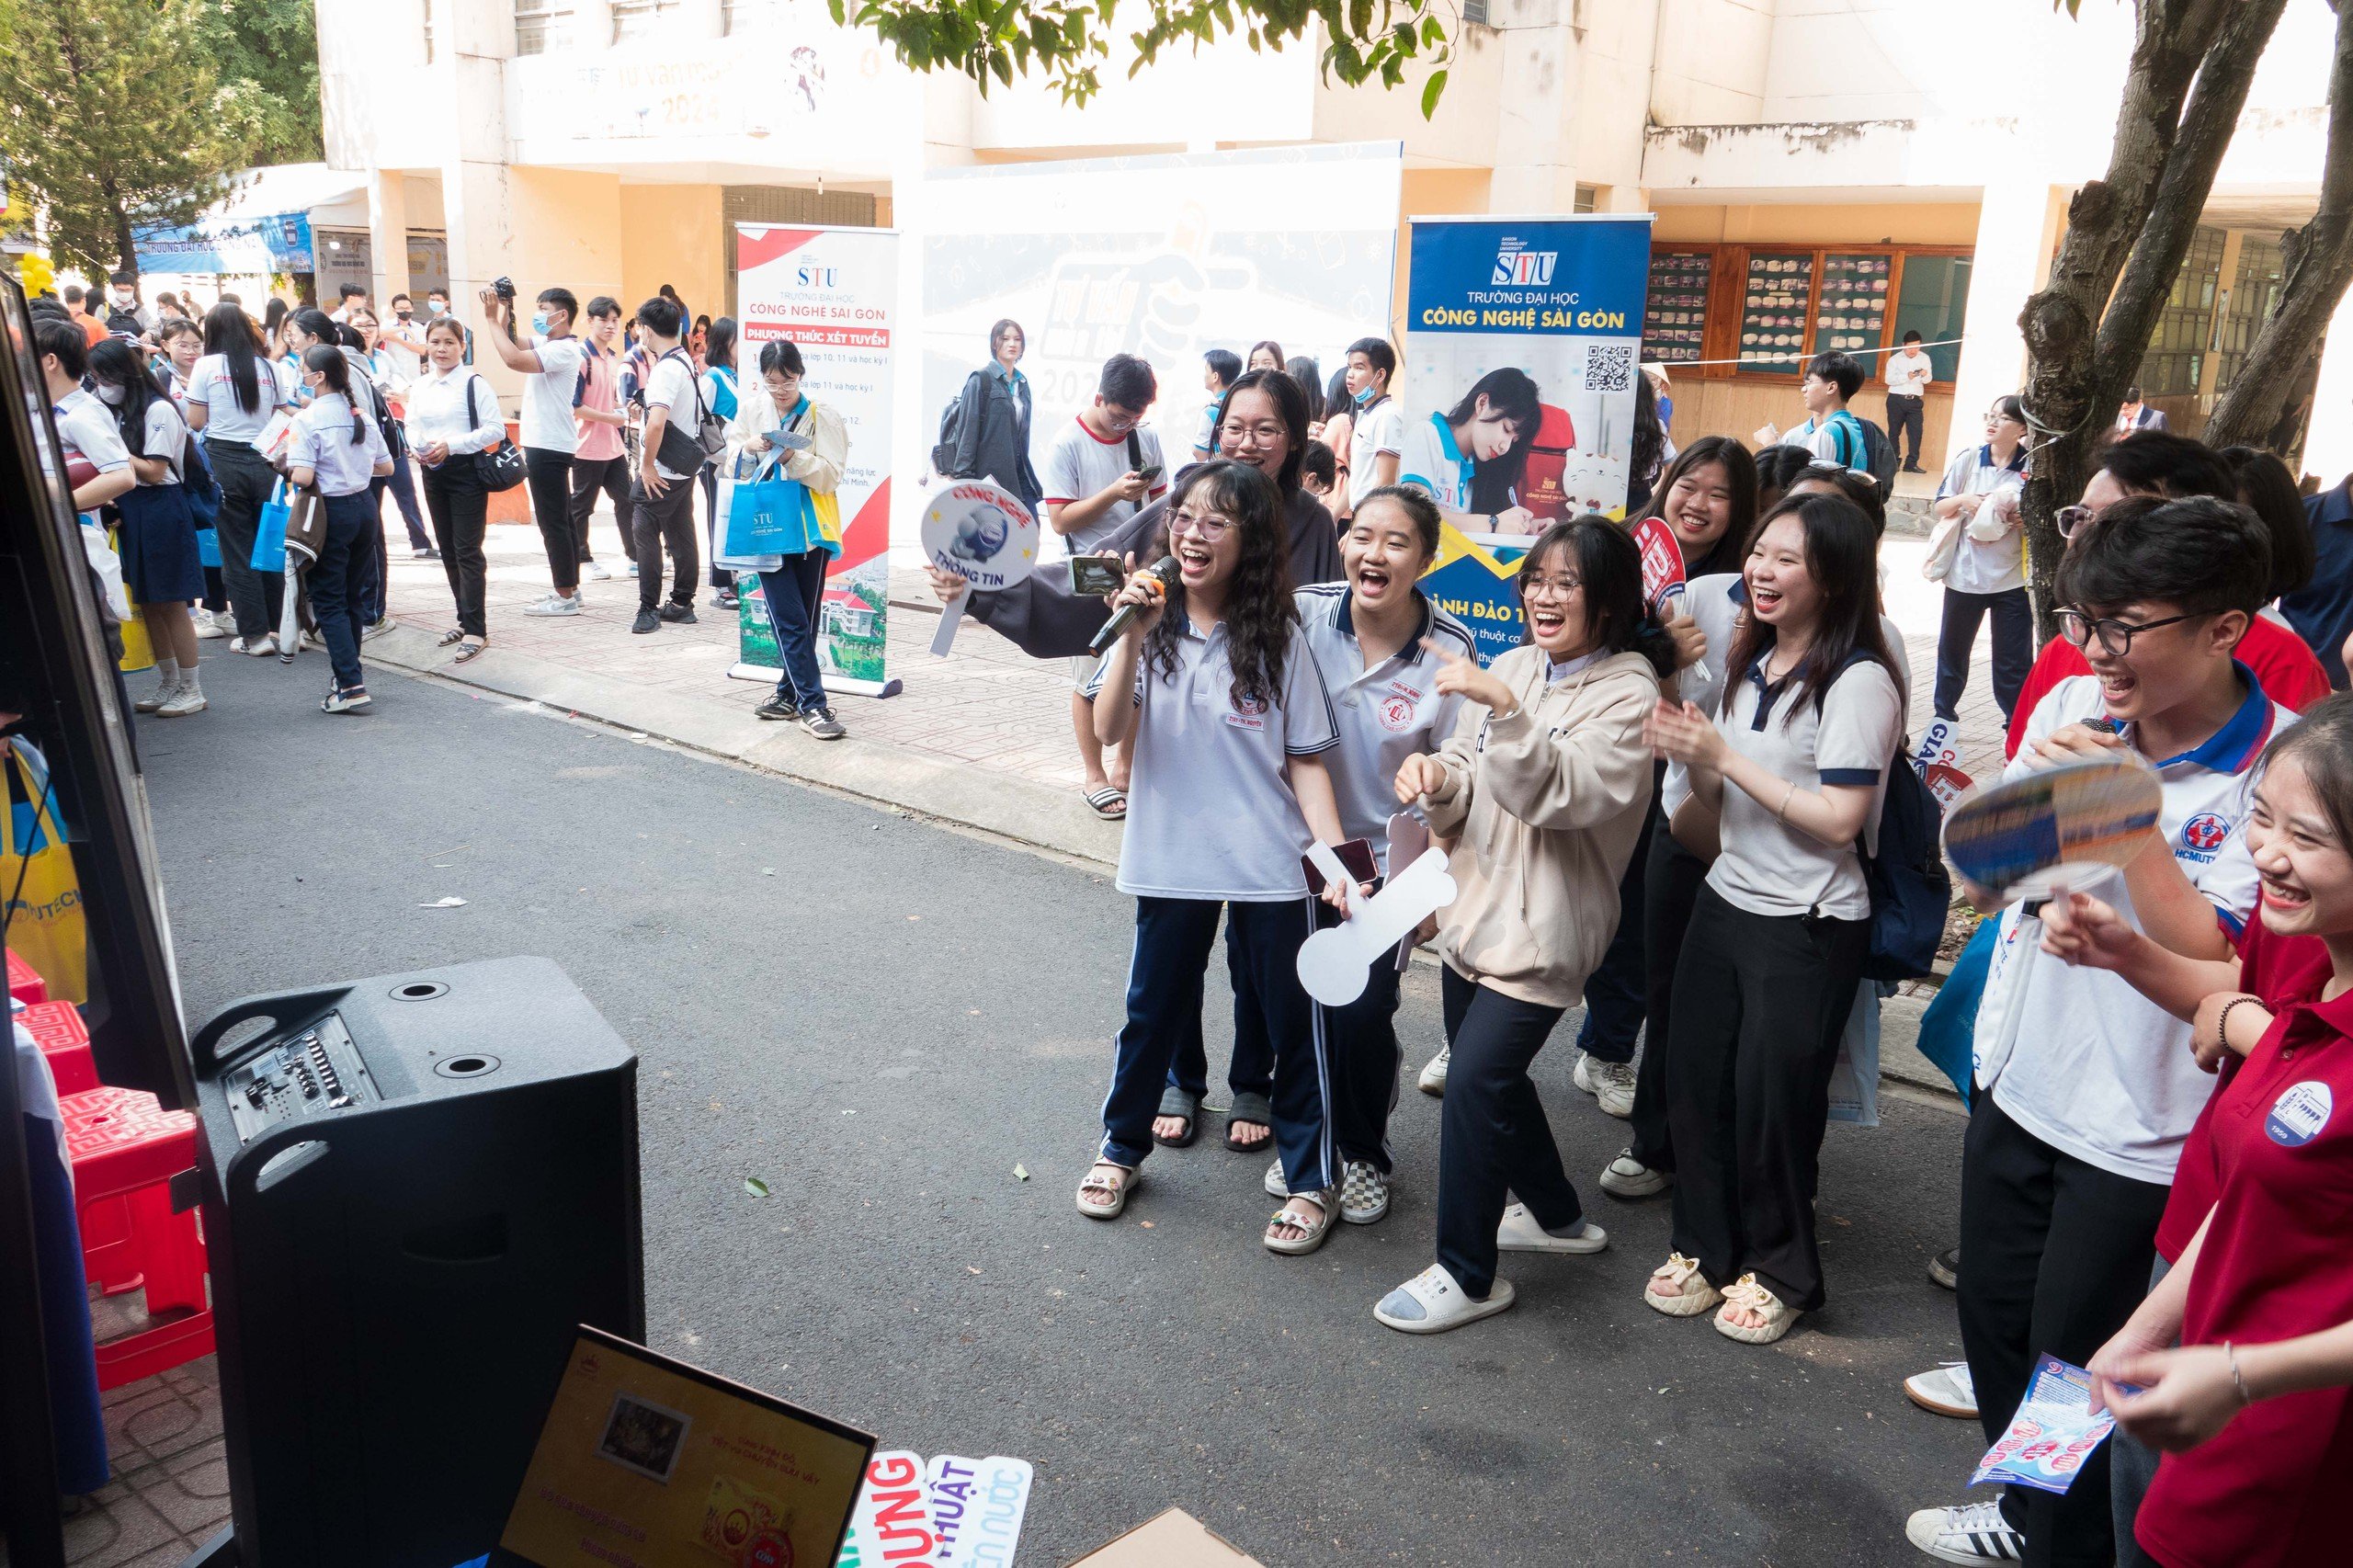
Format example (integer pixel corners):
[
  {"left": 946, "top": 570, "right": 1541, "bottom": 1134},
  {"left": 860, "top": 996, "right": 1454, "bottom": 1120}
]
[
  {"left": 610, "top": 0, "right": 679, "bottom": 43},
  {"left": 516, "top": 2, "right": 574, "bottom": 54},
  {"left": 2137, "top": 225, "right": 2223, "bottom": 398},
  {"left": 1461, "top": 0, "right": 1489, "bottom": 23},
  {"left": 722, "top": 0, "right": 777, "bottom": 33},
  {"left": 1573, "top": 184, "right": 1598, "bottom": 215},
  {"left": 2211, "top": 235, "right": 2283, "bottom": 397}
]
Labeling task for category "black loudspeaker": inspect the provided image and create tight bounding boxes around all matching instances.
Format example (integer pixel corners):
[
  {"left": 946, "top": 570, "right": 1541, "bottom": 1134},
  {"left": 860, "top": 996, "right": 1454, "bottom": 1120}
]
[{"left": 185, "top": 957, "right": 642, "bottom": 1567}]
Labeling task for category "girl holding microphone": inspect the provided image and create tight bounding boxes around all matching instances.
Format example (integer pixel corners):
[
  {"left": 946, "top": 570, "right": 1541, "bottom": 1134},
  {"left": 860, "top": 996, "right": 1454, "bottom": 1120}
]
[
  {"left": 1076, "top": 459, "right": 1355, "bottom": 1255},
  {"left": 1377, "top": 517, "right": 1671, "bottom": 1333}
]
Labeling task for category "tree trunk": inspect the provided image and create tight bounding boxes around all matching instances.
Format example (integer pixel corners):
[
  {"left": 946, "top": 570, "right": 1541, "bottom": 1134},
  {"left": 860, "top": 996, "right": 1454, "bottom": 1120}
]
[
  {"left": 2017, "top": 0, "right": 2289, "bottom": 640},
  {"left": 2203, "top": 0, "right": 2353, "bottom": 458}
]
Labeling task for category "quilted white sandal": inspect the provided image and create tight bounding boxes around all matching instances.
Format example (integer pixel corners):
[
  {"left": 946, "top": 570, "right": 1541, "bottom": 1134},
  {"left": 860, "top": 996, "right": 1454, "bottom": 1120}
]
[
  {"left": 1375, "top": 1264, "right": 1515, "bottom": 1335},
  {"left": 1644, "top": 1252, "right": 1725, "bottom": 1317},
  {"left": 1714, "top": 1273, "right": 1801, "bottom": 1345},
  {"left": 1075, "top": 1162, "right": 1139, "bottom": 1221}
]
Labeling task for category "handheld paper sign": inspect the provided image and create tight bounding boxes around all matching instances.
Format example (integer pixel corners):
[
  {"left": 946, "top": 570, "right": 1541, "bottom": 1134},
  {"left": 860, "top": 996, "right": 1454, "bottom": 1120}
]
[{"left": 1296, "top": 846, "right": 1459, "bottom": 1007}]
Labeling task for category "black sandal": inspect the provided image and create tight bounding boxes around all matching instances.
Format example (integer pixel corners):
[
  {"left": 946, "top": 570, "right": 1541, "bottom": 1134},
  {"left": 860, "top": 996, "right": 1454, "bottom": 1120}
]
[
  {"left": 1224, "top": 1091, "right": 1275, "bottom": 1153},
  {"left": 453, "top": 638, "right": 487, "bottom": 664},
  {"left": 1154, "top": 1085, "right": 1201, "bottom": 1148},
  {"left": 438, "top": 628, "right": 466, "bottom": 647}
]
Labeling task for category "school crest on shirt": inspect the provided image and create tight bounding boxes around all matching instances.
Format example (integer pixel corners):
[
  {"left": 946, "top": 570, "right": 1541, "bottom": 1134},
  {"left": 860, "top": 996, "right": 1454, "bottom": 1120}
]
[
  {"left": 1377, "top": 684, "right": 1425, "bottom": 734},
  {"left": 1225, "top": 691, "right": 1268, "bottom": 732},
  {"left": 2267, "top": 1082, "right": 2334, "bottom": 1147},
  {"left": 2177, "top": 812, "right": 2233, "bottom": 863}
]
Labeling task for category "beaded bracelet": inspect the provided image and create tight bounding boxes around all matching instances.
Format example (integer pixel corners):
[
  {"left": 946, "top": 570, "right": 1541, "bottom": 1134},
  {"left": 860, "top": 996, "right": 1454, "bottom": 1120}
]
[{"left": 2216, "top": 995, "right": 2265, "bottom": 1060}]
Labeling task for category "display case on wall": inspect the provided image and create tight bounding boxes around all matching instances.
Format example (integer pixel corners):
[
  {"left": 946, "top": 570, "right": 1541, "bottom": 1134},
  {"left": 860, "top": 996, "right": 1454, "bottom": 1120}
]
[
  {"left": 1640, "top": 243, "right": 1973, "bottom": 385},
  {"left": 1642, "top": 251, "right": 1712, "bottom": 363},
  {"left": 1735, "top": 252, "right": 1815, "bottom": 378}
]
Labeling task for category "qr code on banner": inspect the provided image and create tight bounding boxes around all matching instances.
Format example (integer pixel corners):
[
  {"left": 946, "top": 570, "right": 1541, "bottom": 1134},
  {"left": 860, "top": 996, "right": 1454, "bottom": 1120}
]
[{"left": 1584, "top": 343, "right": 1634, "bottom": 392}]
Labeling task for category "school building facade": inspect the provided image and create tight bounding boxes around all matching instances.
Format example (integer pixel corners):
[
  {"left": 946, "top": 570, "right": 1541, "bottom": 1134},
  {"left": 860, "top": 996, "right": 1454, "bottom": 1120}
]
[{"left": 306, "top": 0, "right": 2351, "bottom": 482}]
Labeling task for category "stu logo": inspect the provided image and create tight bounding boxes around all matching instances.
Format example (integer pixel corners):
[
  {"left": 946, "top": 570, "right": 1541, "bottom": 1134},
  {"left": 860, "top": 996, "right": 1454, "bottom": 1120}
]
[{"left": 1492, "top": 239, "right": 1556, "bottom": 288}]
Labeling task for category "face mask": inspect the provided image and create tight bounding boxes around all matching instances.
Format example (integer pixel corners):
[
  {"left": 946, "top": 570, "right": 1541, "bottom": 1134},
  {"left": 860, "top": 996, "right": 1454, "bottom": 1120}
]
[
  {"left": 395, "top": 308, "right": 412, "bottom": 321},
  {"left": 111, "top": 290, "right": 133, "bottom": 308},
  {"left": 95, "top": 383, "right": 126, "bottom": 405},
  {"left": 531, "top": 312, "right": 551, "bottom": 336},
  {"left": 1354, "top": 385, "right": 1375, "bottom": 406}
]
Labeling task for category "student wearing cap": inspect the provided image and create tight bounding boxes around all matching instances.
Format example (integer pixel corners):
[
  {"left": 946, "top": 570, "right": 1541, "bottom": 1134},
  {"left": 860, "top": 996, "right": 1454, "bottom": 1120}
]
[{"left": 1905, "top": 494, "right": 2292, "bottom": 1567}]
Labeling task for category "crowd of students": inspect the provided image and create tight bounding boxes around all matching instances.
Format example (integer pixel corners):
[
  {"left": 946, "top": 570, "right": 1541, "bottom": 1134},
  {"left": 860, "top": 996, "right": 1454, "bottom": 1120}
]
[{"left": 926, "top": 337, "right": 2353, "bottom": 1564}]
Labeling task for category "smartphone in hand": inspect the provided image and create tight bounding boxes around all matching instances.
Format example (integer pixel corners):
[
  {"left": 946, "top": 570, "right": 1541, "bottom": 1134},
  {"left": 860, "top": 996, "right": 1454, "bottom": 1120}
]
[{"left": 1070, "top": 555, "right": 1126, "bottom": 597}]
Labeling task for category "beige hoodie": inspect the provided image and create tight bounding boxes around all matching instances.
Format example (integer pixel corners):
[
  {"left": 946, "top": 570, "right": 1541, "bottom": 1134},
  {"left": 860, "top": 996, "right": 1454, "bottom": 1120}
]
[{"left": 1416, "top": 645, "right": 1659, "bottom": 1008}]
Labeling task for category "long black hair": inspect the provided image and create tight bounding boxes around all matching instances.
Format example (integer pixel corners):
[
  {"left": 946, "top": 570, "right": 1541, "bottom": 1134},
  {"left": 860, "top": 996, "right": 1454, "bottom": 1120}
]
[
  {"left": 1286, "top": 356, "right": 1324, "bottom": 426},
  {"left": 1142, "top": 460, "right": 1297, "bottom": 710},
  {"left": 1628, "top": 369, "right": 1665, "bottom": 506},
  {"left": 1215, "top": 369, "right": 1308, "bottom": 495},
  {"left": 87, "top": 338, "right": 169, "bottom": 459},
  {"left": 1719, "top": 492, "right": 1896, "bottom": 728},
  {"left": 288, "top": 308, "right": 337, "bottom": 351},
  {"left": 201, "top": 301, "right": 265, "bottom": 413},
  {"left": 2221, "top": 444, "right": 2317, "bottom": 600},
  {"left": 706, "top": 316, "right": 738, "bottom": 374},
  {"left": 1516, "top": 517, "right": 1676, "bottom": 677},
  {"left": 1631, "top": 436, "right": 1759, "bottom": 579},
  {"left": 1450, "top": 367, "right": 1542, "bottom": 515},
  {"left": 302, "top": 344, "right": 368, "bottom": 445}
]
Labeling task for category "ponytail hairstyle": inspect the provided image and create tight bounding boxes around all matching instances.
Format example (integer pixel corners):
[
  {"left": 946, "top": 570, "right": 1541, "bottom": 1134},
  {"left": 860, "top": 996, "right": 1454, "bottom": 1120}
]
[
  {"left": 1350, "top": 484, "right": 1441, "bottom": 562},
  {"left": 288, "top": 308, "right": 337, "bottom": 353},
  {"left": 201, "top": 301, "right": 264, "bottom": 413},
  {"left": 1718, "top": 492, "right": 1896, "bottom": 728},
  {"left": 1141, "top": 459, "right": 1297, "bottom": 709},
  {"left": 87, "top": 338, "right": 166, "bottom": 454},
  {"left": 1516, "top": 517, "right": 1676, "bottom": 677},
  {"left": 302, "top": 344, "right": 366, "bottom": 444}
]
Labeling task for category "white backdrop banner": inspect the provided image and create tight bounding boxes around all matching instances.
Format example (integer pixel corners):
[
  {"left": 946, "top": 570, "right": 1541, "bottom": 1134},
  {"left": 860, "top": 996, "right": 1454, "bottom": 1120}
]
[
  {"left": 916, "top": 141, "right": 1403, "bottom": 523},
  {"left": 732, "top": 223, "right": 902, "bottom": 698}
]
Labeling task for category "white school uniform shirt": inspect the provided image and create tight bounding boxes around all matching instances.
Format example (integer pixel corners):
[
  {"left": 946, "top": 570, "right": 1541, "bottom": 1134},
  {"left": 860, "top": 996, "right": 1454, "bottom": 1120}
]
[
  {"left": 1935, "top": 443, "right": 2029, "bottom": 596},
  {"left": 517, "top": 335, "right": 586, "bottom": 454},
  {"left": 53, "top": 390, "right": 131, "bottom": 475},
  {"left": 1395, "top": 412, "right": 1472, "bottom": 514},
  {"left": 286, "top": 393, "right": 390, "bottom": 497},
  {"left": 1663, "top": 574, "right": 1911, "bottom": 819},
  {"left": 1346, "top": 396, "right": 1404, "bottom": 511},
  {"left": 1972, "top": 670, "right": 2290, "bottom": 1184},
  {"left": 402, "top": 367, "right": 503, "bottom": 457},
  {"left": 1082, "top": 615, "right": 1341, "bottom": 901},
  {"left": 1292, "top": 584, "right": 1473, "bottom": 871},
  {"left": 1885, "top": 348, "right": 1933, "bottom": 396},
  {"left": 183, "top": 353, "right": 289, "bottom": 442},
  {"left": 1706, "top": 646, "right": 1906, "bottom": 922},
  {"left": 134, "top": 395, "right": 188, "bottom": 484},
  {"left": 1041, "top": 416, "right": 1167, "bottom": 556},
  {"left": 643, "top": 349, "right": 701, "bottom": 482}
]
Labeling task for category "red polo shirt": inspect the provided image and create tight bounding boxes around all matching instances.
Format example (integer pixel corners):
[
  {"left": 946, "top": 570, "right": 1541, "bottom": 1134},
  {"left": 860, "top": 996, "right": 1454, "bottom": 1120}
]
[
  {"left": 2134, "top": 983, "right": 2353, "bottom": 1568},
  {"left": 2005, "top": 621, "right": 2332, "bottom": 761},
  {"left": 2154, "top": 911, "right": 2333, "bottom": 1262}
]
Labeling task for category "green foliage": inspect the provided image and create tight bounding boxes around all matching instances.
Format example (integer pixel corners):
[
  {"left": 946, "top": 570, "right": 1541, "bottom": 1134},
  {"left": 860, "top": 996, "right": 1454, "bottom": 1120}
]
[
  {"left": 827, "top": 0, "right": 1456, "bottom": 114},
  {"left": 0, "top": 0, "right": 236, "bottom": 277},
  {"left": 199, "top": 0, "right": 324, "bottom": 166}
]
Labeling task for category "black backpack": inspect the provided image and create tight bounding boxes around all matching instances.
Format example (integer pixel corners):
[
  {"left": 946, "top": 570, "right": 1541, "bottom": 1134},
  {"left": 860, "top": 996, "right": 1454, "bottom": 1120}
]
[
  {"left": 932, "top": 371, "right": 980, "bottom": 476},
  {"left": 1847, "top": 415, "right": 1899, "bottom": 502}
]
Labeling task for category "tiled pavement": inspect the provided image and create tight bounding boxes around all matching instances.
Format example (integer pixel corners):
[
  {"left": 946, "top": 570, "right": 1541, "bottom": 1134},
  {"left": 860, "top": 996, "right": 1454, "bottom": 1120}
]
[{"left": 55, "top": 1323, "right": 229, "bottom": 1564}]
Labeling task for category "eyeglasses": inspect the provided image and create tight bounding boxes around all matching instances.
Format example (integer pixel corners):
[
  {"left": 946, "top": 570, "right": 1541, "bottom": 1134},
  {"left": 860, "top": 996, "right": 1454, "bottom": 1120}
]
[
  {"left": 1519, "top": 574, "right": 1584, "bottom": 602},
  {"left": 2057, "top": 608, "right": 2196, "bottom": 656},
  {"left": 1218, "top": 420, "right": 1286, "bottom": 447},
  {"left": 1101, "top": 405, "right": 1142, "bottom": 433},
  {"left": 2055, "top": 505, "right": 2096, "bottom": 540},
  {"left": 1168, "top": 509, "right": 1233, "bottom": 540}
]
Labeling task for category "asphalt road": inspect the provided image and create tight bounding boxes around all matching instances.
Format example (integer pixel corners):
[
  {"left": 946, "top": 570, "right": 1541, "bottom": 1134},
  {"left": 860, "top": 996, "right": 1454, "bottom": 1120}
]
[{"left": 140, "top": 653, "right": 1984, "bottom": 1566}]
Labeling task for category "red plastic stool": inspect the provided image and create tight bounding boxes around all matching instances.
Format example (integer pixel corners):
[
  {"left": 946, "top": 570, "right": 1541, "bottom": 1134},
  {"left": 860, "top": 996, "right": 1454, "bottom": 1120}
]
[
  {"left": 7, "top": 948, "right": 46, "bottom": 1006},
  {"left": 17, "top": 999, "right": 97, "bottom": 1094},
  {"left": 59, "top": 1085, "right": 215, "bottom": 1390}
]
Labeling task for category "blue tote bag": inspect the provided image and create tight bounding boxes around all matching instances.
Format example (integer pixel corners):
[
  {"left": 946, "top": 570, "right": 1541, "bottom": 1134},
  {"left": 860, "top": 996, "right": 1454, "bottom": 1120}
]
[
  {"left": 1914, "top": 917, "right": 1995, "bottom": 1106},
  {"left": 724, "top": 469, "right": 806, "bottom": 560},
  {"left": 252, "top": 479, "right": 292, "bottom": 572}
]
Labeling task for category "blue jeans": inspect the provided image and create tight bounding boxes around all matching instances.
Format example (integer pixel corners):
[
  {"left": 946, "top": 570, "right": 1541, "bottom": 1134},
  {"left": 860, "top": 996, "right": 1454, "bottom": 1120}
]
[
  {"left": 1103, "top": 896, "right": 1329, "bottom": 1190},
  {"left": 756, "top": 551, "right": 830, "bottom": 710},
  {"left": 309, "top": 491, "right": 380, "bottom": 691}
]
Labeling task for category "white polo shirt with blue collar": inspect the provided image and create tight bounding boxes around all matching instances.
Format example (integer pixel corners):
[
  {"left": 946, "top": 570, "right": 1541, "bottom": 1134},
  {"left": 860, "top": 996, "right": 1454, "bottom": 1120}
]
[
  {"left": 1083, "top": 614, "right": 1340, "bottom": 902},
  {"left": 1396, "top": 411, "right": 1472, "bottom": 513},
  {"left": 1292, "top": 584, "right": 1473, "bottom": 870},
  {"left": 1973, "top": 667, "right": 2292, "bottom": 1183}
]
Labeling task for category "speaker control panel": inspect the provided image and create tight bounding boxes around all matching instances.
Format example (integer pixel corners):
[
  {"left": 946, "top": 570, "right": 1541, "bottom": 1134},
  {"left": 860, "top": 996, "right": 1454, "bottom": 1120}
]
[{"left": 222, "top": 1012, "right": 378, "bottom": 1142}]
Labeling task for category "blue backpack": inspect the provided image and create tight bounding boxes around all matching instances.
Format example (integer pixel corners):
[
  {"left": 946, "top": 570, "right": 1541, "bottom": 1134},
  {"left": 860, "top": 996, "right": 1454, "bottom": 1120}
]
[{"left": 707, "top": 366, "right": 739, "bottom": 423}]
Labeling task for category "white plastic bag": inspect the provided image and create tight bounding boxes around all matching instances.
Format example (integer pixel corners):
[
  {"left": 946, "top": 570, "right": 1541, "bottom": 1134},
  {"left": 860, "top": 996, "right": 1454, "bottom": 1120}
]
[{"left": 79, "top": 520, "right": 129, "bottom": 619}]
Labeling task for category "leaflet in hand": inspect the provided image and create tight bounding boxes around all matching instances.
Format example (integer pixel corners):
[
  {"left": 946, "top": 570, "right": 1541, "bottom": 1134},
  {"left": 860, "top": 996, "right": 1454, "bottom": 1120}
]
[{"left": 1971, "top": 1355, "right": 2132, "bottom": 1495}]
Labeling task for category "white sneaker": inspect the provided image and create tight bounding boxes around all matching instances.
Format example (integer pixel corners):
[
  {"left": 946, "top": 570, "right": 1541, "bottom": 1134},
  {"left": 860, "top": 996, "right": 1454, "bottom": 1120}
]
[
  {"left": 1495, "top": 1203, "right": 1607, "bottom": 1254},
  {"left": 524, "top": 594, "right": 582, "bottom": 617},
  {"left": 584, "top": 562, "right": 614, "bottom": 581},
  {"left": 156, "top": 684, "right": 207, "bottom": 717},
  {"left": 1904, "top": 1502, "right": 2023, "bottom": 1562},
  {"left": 1598, "top": 1148, "right": 1670, "bottom": 1199},
  {"left": 1903, "top": 1362, "right": 1978, "bottom": 1420},
  {"left": 1417, "top": 1045, "right": 1449, "bottom": 1096},
  {"left": 134, "top": 675, "right": 176, "bottom": 712},
  {"left": 194, "top": 609, "right": 229, "bottom": 640},
  {"left": 625, "top": 561, "right": 640, "bottom": 577},
  {"left": 1574, "top": 1051, "right": 1639, "bottom": 1118},
  {"left": 234, "top": 635, "right": 277, "bottom": 657},
  {"left": 361, "top": 617, "right": 393, "bottom": 642}
]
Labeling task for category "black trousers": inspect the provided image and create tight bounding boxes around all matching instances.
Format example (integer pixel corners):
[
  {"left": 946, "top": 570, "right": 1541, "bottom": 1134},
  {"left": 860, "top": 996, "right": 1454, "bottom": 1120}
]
[
  {"left": 1319, "top": 896, "right": 1404, "bottom": 1174},
  {"left": 524, "top": 448, "right": 577, "bottom": 593},
  {"left": 1959, "top": 1095, "right": 2168, "bottom": 1567},
  {"left": 631, "top": 474, "right": 700, "bottom": 611},
  {"left": 1886, "top": 393, "right": 1925, "bottom": 468},
  {"left": 1573, "top": 760, "right": 1664, "bottom": 1065},
  {"left": 204, "top": 438, "right": 284, "bottom": 639},
  {"left": 420, "top": 462, "right": 489, "bottom": 638},
  {"left": 1435, "top": 967, "right": 1580, "bottom": 1298},
  {"left": 569, "top": 454, "right": 631, "bottom": 564},
  {"left": 1935, "top": 585, "right": 2033, "bottom": 723},
  {"left": 1665, "top": 882, "right": 1868, "bottom": 1311},
  {"left": 1630, "top": 807, "right": 1707, "bottom": 1172}
]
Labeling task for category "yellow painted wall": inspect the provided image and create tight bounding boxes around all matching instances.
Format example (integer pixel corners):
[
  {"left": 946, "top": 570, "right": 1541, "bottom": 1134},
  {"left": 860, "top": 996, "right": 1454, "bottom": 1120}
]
[
  {"left": 506, "top": 168, "right": 625, "bottom": 307},
  {"left": 1392, "top": 166, "right": 1496, "bottom": 343},
  {"left": 1651, "top": 202, "right": 1982, "bottom": 247},
  {"left": 620, "top": 184, "right": 726, "bottom": 324}
]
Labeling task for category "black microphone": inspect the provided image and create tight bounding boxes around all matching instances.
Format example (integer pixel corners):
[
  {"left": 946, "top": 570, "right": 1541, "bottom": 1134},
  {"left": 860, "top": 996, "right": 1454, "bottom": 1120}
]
[{"left": 1088, "top": 557, "right": 1179, "bottom": 655}]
